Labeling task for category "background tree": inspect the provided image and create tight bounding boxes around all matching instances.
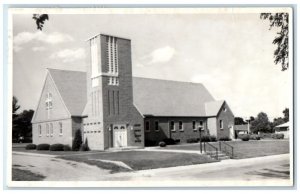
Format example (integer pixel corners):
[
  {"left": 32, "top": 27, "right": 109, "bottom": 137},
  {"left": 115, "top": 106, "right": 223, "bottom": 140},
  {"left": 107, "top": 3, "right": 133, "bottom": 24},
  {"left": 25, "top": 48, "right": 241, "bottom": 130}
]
[
  {"left": 234, "top": 117, "right": 247, "bottom": 125},
  {"left": 12, "top": 96, "right": 20, "bottom": 118},
  {"left": 32, "top": 14, "right": 49, "bottom": 30},
  {"left": 282, "top": 108, "right": 289, "bottom": 122},
  {"left": 72, "top": 129, "right": 83, "bottom": 151},
  {"left": 250, "top": 112, "right": 271, "bottom": 133},
  {"left": 260, "top": 13, "right": 289, "bottom": 71}
]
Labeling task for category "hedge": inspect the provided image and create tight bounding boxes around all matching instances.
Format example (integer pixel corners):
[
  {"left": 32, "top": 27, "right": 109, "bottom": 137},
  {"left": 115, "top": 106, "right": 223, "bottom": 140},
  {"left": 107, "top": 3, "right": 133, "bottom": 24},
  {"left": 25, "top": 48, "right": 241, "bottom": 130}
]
[
  {"left": 158, "top": 141, "right": 166, "bottom": 147},
  {"left": 25, "top": 144, "right": 37, "bottom": 150},
  {"left": 49, "top": 144, "right": 64, "bottom": 151},
  {"left": 271, "top": 133, "right": 284, "bottom": 139},
  {"left": 250, "top": 134, "right": 261, "bottom": 140},
  {"left": 36, "top": 144, "right": 50, "bottom": 150},
  {"left": 239, "top": 134, "right": 250, "bottom": 141},
  {"left": 63, "top": 145, "right": 71, "bottom": 151},
  {"left": 218, "top": 136, "right": 231, "bottom": 141}
]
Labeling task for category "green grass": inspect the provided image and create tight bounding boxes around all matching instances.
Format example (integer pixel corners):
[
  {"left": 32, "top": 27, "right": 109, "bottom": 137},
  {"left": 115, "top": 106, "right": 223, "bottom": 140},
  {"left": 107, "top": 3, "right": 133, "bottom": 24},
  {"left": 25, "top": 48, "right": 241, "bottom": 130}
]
[
  {"left": 159, "top": 140, "right": 289, "bottom": 159},
  {"left": 12, "top": 168, "right": 45, "bottom": 181},
  {"left": 59, "top": 151, "right": 217, "bottom": 172}
]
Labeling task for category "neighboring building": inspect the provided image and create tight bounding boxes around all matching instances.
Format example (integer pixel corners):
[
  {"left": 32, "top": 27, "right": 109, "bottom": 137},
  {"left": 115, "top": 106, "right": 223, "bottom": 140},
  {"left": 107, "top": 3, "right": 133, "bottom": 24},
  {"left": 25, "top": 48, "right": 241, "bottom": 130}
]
[
  {"left": 234, "top": 124, "right": 249, "bottom": 139},
  {"left": 32, "top": 34, "right": 235, "bottom": 150},
  {"left": 274, "top": 121, "right": 290, "bottom": 139}
]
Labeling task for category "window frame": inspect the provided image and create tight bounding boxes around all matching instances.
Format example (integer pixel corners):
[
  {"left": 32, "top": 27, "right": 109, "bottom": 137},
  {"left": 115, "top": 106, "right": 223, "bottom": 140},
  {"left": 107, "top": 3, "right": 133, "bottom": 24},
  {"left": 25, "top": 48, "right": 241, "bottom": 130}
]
[
  {"left": 46, "top": 123, "right": 49, "bottom": 137},
  {"left": 38, "top": 124, "right": 42, "bottom": 137},
  {"left": 59, "top": 122, "right": 63, "bottom": 136},
  {"left": 219, "top": 120, "right": 224, "bottom": 130},
  {"left": 50, "top": 123, "right": 53, "bottom": 137},
  {"left": 169, "top": 121, "right": 175, "bottom": 132},
  {"left": 179, "top": 121, "right": 184, "bottom": 131},
  {"left": 192, "top": 121, "right": 197, "bottom": 131},
  {"left": 145, "top": 121, "right": 150, "bottom": 132}
]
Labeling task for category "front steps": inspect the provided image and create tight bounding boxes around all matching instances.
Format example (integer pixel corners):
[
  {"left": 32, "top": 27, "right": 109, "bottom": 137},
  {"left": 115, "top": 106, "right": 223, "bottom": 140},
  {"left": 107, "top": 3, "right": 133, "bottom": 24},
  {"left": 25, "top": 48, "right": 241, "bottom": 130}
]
[{"left": 205, "top": 151, "right": 231, "bottom": 161}]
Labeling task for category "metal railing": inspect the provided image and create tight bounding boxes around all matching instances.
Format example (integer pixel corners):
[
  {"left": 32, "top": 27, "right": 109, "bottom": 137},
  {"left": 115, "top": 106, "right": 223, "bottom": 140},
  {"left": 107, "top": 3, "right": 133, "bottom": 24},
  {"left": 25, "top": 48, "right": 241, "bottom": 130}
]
[
  {"left": 219, "top": 141, "right": 234, "bottom": 159},
  {"left": 204, "top": 142, "right": 219, "bottom": 160}
]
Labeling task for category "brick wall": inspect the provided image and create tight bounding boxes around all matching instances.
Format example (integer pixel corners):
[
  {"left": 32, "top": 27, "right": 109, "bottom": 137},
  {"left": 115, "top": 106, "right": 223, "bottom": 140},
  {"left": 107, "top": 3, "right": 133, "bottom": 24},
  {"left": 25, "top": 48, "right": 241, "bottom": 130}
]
[
  {"left": 216, "top": 102, "right": 234, "bottom": 139},
  {"left": 144, "top": 117, "right": 208, "bottom": 144}
]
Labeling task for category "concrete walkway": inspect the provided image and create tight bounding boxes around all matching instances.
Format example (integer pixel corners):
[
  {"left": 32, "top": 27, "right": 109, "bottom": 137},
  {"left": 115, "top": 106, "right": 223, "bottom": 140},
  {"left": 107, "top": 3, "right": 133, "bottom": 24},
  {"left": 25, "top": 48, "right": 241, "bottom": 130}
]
[
  {"left": 12, "top": 152, "right": 111, "bottom": 181},
  {"left": 101, "top": 154, "right": 292, "bottom": 186}
]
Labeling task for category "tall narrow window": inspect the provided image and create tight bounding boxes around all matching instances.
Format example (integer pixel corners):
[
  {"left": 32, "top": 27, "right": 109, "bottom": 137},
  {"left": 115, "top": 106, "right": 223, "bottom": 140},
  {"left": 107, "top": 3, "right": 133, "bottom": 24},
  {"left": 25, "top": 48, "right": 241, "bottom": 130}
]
[
  {"left": 59, "top": 122, "right": 63, "bottom": 135},
  {"left": 112, "top": 90, "right": 115, "bottom": 115},
  {"left": 199, "top": 120, "right": 204, "bottom": 131},
  {"left": 117, "top": 90, "right": 120, "bottom": 114},
  {"left": 179, "top": 121, "right": 184, "bottom": 131},
  {"left": 106, "top": 36, "right": 119, "bottom": 86},
  {"left": 169, "top": 121, "right": 175, "bottom": 131},
  {"left": 155, "top": 121, "right": 159, "bottom": 132},
  {"left": 46, "top": 123, "right": 49, "bottom": 137},
  {"left": 145, "top": 121, "right": 150, "bottom": 132},
  {"left": 50, "top": 123, "right": 53, "bottom": 136},
  {"left": 192, "top": 121, "right": 196, "bottom": 131},
  {"left": 219, "top": 120, "right": 223, "bottom": 129},
  {"left": 38, "top": 125, "right": 42, "bottom": 137},
  {"left": 45, "top": 92, "right": 52, "bottom": 110},
  {"left": 107, "top": 90, "right": 110, "bottom": 115}
]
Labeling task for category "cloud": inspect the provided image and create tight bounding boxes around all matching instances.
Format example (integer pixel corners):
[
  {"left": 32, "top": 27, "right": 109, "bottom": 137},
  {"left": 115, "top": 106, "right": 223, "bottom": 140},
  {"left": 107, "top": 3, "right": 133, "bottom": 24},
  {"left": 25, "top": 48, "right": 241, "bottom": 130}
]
[
  {"left": 50, "top": 48, "right": 86, "bottom": 63},
  {"left": 14, "top": 31, "right": 74, "bottom": 52},
  {"left": 32, "top": 46, "right": 46, "bottom": 52},
  {"left": 149, "top": 46, "right": 176, "bottom": 64}
]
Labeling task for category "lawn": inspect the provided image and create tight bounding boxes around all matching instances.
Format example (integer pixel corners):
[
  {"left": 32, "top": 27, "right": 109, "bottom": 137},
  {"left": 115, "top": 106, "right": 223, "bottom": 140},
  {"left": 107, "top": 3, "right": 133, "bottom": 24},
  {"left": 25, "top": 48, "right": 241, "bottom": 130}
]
[
  {"left": 59, "top": 151, "right": 217, "bottom": 172},
  {"left": 12, "top": 168, "right": 45, "bottom": 181},
  {"left": 159, "top": 140, "right": 290, "bottom": 159}
]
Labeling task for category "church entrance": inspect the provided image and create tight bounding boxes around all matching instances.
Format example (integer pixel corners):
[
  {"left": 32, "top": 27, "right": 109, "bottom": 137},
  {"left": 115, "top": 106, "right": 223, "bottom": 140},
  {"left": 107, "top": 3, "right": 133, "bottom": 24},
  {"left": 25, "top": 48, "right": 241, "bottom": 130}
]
[{"left": 113, "top": 124, "right": 127, "bottom": 148}]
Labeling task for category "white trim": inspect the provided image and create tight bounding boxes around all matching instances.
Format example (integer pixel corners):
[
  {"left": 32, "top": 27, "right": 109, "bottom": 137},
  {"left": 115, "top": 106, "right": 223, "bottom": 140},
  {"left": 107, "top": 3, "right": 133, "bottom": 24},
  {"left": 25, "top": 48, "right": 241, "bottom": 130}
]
[{"left": 31, "top": 71, "right": 49, "bottom": 123}]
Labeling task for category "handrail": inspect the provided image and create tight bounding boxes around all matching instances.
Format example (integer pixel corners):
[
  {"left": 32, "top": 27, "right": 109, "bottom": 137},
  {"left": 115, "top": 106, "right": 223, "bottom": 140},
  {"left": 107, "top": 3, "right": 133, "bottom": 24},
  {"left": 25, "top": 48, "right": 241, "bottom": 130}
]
[
  {"left": 219, "top": 141, "right": 234, "bottom": 159},
  {"left": 204, "top": 142, "right": 218, "bottom": 160}
]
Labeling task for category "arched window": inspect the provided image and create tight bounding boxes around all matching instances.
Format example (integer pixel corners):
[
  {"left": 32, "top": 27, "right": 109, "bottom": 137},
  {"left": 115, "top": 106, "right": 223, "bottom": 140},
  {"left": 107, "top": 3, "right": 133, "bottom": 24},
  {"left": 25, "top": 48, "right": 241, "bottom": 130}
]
[
  {"left": 38, "top": 125, "right": 42, "bottom": 136},
  {"left": 59, "top": 122, "right": 63, "bottom": 135},
  {"left": 46, "top": 123, "right": 49, "bottom": 136},
  {"left": 50, "top": 123, "right": 53, "bottom": 136}
]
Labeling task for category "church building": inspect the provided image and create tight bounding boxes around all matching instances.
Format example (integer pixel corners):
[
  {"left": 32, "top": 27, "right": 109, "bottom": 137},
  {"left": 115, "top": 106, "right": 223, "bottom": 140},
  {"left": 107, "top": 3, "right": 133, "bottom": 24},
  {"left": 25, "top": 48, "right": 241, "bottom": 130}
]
[{"left": 31, "top": 34, "right": 235, "bottom": 150}]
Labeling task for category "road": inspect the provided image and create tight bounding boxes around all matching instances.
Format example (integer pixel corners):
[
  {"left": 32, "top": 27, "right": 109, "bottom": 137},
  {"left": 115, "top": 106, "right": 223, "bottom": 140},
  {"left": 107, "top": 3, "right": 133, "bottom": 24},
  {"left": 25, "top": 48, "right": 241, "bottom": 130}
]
[{"left": 11, "top": 152, "right": 292, "bottom": 186}]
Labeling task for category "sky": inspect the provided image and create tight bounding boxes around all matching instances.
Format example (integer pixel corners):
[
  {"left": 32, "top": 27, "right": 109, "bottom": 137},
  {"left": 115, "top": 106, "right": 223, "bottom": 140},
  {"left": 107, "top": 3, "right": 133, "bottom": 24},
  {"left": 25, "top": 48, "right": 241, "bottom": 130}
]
[{"left": 12, "top": 9, "right": 292, "bottom": 120}]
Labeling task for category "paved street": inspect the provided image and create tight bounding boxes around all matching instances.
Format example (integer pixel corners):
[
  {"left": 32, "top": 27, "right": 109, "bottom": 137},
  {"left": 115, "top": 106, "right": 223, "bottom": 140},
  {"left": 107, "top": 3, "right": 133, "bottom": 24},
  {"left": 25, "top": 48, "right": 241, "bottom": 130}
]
[{"left": 12, "top": 151, "right": 291, "bottom": 186}]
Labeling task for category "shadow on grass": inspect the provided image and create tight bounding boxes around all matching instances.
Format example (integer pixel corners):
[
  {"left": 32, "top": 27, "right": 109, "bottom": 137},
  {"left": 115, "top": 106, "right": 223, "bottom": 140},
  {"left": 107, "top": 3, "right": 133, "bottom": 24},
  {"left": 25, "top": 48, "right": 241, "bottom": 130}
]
[
  {"left": 12, "top": 168, "right": 45, "bottom": 181},
  {"left": 246, "top": 168, "right": 290, "bottom": 179}
]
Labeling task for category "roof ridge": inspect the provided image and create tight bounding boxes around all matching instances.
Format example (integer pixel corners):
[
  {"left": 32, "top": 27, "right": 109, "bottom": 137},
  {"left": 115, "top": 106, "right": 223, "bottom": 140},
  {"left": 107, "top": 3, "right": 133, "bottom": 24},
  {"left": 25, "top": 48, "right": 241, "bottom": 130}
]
[
  {"left": 47, "top": 68, "right": 86, "bottom": 73},
  {"left": 133, "top": 76, "right": 204, "bottom": 85}
]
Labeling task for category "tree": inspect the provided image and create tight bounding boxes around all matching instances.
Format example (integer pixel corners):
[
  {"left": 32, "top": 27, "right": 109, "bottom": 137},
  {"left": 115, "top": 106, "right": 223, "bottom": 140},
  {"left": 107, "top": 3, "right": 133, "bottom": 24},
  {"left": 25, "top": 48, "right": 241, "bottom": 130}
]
[
  {"left": 250, "top": 112, "right": 271, "bottom": 133},
  {"left": 72, "top": 129, "right": 83, "bottom": 151},
  {"left": 13, "top": 110, "right": 34, "bottom": 142},
  {"left": 283, "top": 108, "right": 289, "bottom": 122},
  {"left": 32, "top": 14, "right": 49, "bottom": 31},
  {"left": 12, "top": 96, "right": 20, "bottom": 118},
  {"left": 260, "top": 13, "right": 289, "bottom": 71},
  {"left": 234, "top": 117, "right": 247, "bottom": 125}
]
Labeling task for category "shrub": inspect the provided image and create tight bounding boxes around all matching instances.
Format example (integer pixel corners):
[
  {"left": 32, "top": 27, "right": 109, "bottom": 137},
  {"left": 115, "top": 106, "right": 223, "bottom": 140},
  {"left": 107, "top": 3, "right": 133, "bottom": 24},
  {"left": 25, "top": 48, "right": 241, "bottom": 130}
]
[
  {"left": 145, "top": 139, "right": 156, "bottom": 147},
  {"left": 239, "top": 134, "right": 250, "bottom": 141},
  {"left": 63, "top": 145, "right": 71, "bottom": 151},
  {"left": 210, "top": 135, "right": 217, "bottom": 142},
  {"left": 163, "top": 138, "right": 176, "bottom": 145},
  {"left": 201, "top": 135, "right": 211, "bottom": 142},
  {"left": 25, "top": 144, "right": 36, "bottom": 150},
  {"left": 72, "top": 129, "right": 83, "bottom": 151},
  {"left": 49, "top": 144, "right": 64, "bottom": 151},
  {"left": 36, "top": 144, "right": 50, "bottom": 150},
  {"left": 250, "top": 134, "right": 261, "bottom": 140},
  {"left": 158, "top": 141, "right": 166, "bottom": 147},
  {"left": 271, "top": 133, "right": 284, "bottom": 139},
  {"left": 186, "top": 138, "right": 199, "bottom": 143},
  {"left": 80, "top": 138, "right": 90, "bottom": 151},
  {"left": 218, "top": 136, "right": 231, "bottom": 141}
]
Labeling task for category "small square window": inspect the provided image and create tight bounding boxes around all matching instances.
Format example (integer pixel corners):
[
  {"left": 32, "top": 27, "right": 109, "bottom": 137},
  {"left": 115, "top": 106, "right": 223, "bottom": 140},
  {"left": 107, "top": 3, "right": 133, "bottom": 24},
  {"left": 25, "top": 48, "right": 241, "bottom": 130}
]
[
  {"left": 220, "top": 120, "right": 224, "bottom": 129},
  {"left": 179, "top": 121, "right": 184, "bottom": 131}
]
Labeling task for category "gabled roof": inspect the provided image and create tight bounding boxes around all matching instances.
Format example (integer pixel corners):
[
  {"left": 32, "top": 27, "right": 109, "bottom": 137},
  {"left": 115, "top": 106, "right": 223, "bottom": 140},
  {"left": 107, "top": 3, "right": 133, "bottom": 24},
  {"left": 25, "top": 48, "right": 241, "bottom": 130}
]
[
  {"left": 275, "top": 121, "right": 290, "bottom": 128},
  {"left": 204, "top": 100, "right": 225, "bottom": 117},
  {"left": 132, "top": 77, "right": 215, "bottom": 117},
  {"left": 48, "top": 68, "right": 87, "bottom": 116}
]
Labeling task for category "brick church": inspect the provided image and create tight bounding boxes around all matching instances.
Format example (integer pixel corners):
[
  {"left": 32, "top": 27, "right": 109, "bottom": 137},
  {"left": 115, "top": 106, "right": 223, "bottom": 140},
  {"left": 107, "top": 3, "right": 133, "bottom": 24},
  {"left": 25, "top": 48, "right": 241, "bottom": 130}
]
[{"left": 31, "top": 34, "right": 235, "bottom": 150}]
